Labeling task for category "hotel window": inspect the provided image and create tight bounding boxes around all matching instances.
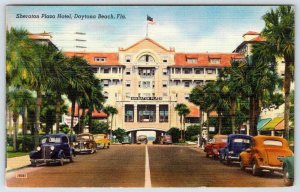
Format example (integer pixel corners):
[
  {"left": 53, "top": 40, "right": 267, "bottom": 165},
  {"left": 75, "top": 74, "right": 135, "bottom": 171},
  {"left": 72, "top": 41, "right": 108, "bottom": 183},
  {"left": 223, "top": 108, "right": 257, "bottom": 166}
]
[
  {"left": 185, "top": 93, "right": 190, "bottom": 100},
  {"left": 103, "top": 68, "right": 110, "bottom": 74},
  {"left": 194, "top": 68, "right": 204, "bottom": 74},
  {"left": 102, "top": 79, "right": 109, "bottom": 87},
  {"left": 174, "top": 80, "right": 180, "bottom": 85},
  {"left": 138, "top": 81, "right": 141, "bottom": 88},
  {"left": 184, "top": 81, "right": 190, "bottom": 87},
  {"left": 194, "top": 80, "right": 204, "bottom": 85},
  {"left": 126, "top": 80, "right": 131, "bottom": 87},
  {"left": 125, "top": 105, "right": 134, "bottom": 122},
  {"left": 137, "top": 105, "right": 156, "bottom": 122},
  {"left": 187, "top": 58, "right": 197, "bottom": 63},
  {"left": 125, "top": 55, "right": 131, "bottom": 63},
  {"left": 183, "top": 68, "right": 192, "bottom": 74},
  {"left": 206, "top": 68, "right": 216, "bottom": 74},
  {"left": 163, "top": 56, "right": 168, "bottom": 63},
  {"left": 143, "top": 81, "right": 151, "bottom": 88},
  {"left": 91, "top": 67, "right": 98, "bottom": 73},
  {"left": 103, "top": 91, "right": 109, "bottom": 99},
  {"left": 163, "top": 68, "right": 168, "bottom": 75},
  {"left": 139, "top": 54, "right": 155, "bottom": 63},
  {"left": 175, "top": 68, "right": 181, "bottom": 74},
  {"left": 162, "top": 81, "right": 168, "bottom": 88},
  {"left": 209, "top": 58, "right": 221, "bottom": 64},
  {"left": 152, "top": 81, "right": 155, "bottom": 88},
  {"left": 159, "top": 105, "right": 168, "bottom": 122},
  {"left": 94, "top": 57, "right": 106, "bottom": 62},
  {"left": 126, "top": 68, "right": 131, "bottom": 75},
  {"left": 139, "top": 68, "right": 155, "bottom": 77},
  {"left": 112, "top": 68, "right": 118, "bottom": 73}
]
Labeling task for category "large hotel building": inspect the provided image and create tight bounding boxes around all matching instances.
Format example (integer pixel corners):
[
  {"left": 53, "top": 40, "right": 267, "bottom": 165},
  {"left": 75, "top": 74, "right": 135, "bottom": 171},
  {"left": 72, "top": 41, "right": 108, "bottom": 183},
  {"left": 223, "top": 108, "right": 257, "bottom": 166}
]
[{"left": 63, "top": 33, "right": 264, "bottom": 138}]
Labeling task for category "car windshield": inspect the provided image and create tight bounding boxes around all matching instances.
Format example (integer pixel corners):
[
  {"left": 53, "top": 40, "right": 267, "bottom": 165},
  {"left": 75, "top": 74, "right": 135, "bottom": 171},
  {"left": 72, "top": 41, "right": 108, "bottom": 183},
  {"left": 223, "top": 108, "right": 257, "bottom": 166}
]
[
  {"left": 233, "top": 138, "right": 250, "bottom": 143},
  {"left": 78, "top": 135, "right": 92, "bottom": 140},
  {"left": 94, "top": 135, "right": 104, "bottom": 139},
  {"left": 41, "top": 136, "right": 61, "bottom": 143},
  {"left": 263, "top": 140, "right": 283, "bottom": 146}
]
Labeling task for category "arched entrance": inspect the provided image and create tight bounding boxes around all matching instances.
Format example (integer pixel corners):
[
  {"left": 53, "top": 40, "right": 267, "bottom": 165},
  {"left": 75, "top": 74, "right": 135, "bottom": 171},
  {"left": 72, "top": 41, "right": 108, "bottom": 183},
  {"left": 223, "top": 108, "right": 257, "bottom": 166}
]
[{"left": 126, "top": 128, "right": 167, "bottom": 144}]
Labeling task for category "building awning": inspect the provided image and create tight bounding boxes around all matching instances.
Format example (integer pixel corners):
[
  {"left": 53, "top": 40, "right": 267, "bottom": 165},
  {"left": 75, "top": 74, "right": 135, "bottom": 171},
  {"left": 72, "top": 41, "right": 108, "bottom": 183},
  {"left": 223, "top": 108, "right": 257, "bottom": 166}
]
[
  {"left": 257, "top": 118, "right": 272, "bottom": 131},
  {"left": 274, "top": 119, "right": 284, "bottom": 130},
  {"left": 261, "top": 117, "right": 284, "bottom": 131}
]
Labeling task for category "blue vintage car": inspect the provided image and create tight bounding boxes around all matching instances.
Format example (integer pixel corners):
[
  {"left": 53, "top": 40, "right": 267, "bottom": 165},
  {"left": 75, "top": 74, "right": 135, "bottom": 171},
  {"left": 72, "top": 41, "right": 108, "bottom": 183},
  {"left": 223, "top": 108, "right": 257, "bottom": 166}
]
[
  {"left": 282, "top": 156, "right": 294, "bottom": 186},
  {"left": 219, "top": 134, "right": 252, "bottom": 165},
  {"left": 30, "top": 134, "right": 75, "bottom": 166}
]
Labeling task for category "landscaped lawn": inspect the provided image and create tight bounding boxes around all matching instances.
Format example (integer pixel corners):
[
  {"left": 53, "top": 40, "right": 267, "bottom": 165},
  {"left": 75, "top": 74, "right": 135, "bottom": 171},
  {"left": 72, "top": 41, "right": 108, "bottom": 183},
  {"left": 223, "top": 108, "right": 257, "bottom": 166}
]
[{"left": 6, "top": 146, "right": 28, "bottom": 158}]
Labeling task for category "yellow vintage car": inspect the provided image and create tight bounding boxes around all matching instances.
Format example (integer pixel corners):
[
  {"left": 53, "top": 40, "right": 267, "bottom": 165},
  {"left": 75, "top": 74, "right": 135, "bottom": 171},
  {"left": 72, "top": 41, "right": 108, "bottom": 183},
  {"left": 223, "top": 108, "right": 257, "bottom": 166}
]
[
  {"left": 239, "top": 135, "right": 293, "bottom": 176},
  {"left": 93, "top": 134, "right": 110, "bottom": 149}
]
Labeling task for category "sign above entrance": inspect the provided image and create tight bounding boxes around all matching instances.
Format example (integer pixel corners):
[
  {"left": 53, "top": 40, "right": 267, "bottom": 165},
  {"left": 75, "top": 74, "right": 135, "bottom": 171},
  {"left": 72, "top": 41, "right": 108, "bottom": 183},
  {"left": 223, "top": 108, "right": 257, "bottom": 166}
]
[{"left": 131, "top": 97, "right": 162, "bottom": 101}]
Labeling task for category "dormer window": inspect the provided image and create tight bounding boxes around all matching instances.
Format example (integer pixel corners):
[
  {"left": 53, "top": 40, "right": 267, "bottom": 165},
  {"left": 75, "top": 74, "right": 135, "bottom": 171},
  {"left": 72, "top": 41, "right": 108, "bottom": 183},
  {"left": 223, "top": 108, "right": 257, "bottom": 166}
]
[
  {"left": 139, "top": 54, "right": 155, "bottom": 63},
  {"left": 125, "top": 55, "right": 131, "bottom": 63},
  {"left": 95, "top": 57, "right": 106, "bottom": 62},
  {"left": 187, "top": 58, "right": 197, "bottom": 64},
  {"left": 209, "top": 58, "right": 221, "bottom": 64}
]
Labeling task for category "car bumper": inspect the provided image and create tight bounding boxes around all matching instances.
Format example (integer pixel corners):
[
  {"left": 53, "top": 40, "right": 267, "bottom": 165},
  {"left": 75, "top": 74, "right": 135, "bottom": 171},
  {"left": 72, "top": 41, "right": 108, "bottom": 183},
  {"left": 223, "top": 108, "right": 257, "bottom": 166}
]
[
  {"left": 228, "top": 156, "right": 240, "bottom": 160},
  {"left": 74, "top": 148, "right": 92, "bottom": 153},
  {"left": 30, "top": 159, "right": 62, "bottom": 164},
  {"left": 259, "top": 165, "right": 283, "bottom": 171}
]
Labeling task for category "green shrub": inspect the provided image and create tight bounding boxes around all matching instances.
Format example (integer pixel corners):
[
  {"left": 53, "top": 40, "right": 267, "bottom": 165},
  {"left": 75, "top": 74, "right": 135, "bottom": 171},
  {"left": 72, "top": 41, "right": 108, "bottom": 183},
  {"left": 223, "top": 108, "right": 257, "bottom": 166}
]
[{"left": 167, "top": 127, "right": 180, "bottom": 143}]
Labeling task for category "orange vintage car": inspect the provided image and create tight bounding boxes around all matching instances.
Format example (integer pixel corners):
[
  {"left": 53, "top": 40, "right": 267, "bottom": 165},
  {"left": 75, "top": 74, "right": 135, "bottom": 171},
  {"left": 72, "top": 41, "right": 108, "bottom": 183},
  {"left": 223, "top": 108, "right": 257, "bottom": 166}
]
[
  {"left": 204, "top": 134, "right": 228, "bottom": 159},
  {"left": 239, "top": 135, "right": 293, "bottom": 176}
]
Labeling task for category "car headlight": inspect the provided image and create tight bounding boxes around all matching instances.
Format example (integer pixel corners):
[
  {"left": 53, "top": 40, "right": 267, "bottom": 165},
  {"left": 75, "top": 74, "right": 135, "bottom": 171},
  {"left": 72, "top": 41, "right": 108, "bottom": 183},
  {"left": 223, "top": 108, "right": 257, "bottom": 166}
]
[
  {"left": 50, "top": 146, "right": 55, "bottom": 150},
  {"left": 37, "top": 146, "right": 41, "bottom": 151},
  {"left": 73, "top": 142, "right": 77, "bottom": 145},
  {"left": 84, "top": 142, "right": 86, "bottom": 144}
]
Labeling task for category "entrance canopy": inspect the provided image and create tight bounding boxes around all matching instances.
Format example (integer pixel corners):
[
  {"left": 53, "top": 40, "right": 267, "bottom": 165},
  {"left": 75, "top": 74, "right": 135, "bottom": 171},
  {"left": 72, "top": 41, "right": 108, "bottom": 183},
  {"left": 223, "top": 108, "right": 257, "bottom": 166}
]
[{"left": 261, "top": 117, "right": 284, "bottom": 131}]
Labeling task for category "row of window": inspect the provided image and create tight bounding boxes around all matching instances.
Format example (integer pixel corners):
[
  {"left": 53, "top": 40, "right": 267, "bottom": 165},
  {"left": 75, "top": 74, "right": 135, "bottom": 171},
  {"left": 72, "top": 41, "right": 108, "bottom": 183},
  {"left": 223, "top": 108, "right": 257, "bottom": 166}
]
[
  {"left": 125, "top": 105, "right": 168, "bottom": 122},
  {"left": 93, "top": 67, "right": 219, "bottom": 75},
  {"left": 101, "top": 79, "right": 213, "bottom": 87}
]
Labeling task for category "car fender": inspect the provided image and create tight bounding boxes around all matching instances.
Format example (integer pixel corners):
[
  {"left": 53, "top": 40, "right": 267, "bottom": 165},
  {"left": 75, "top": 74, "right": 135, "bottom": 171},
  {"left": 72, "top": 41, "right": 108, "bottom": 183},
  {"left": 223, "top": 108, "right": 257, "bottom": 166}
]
[{"left": 57, "top": 149, "right": 65, "bottom": 158}]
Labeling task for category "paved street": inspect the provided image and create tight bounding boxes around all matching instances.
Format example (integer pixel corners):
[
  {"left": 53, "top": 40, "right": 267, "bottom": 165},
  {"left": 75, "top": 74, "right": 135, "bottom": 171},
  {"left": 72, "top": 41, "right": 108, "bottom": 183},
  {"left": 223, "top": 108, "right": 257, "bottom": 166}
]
[{"left": 6, "top": 145, "right": 285, "bottom": 187}]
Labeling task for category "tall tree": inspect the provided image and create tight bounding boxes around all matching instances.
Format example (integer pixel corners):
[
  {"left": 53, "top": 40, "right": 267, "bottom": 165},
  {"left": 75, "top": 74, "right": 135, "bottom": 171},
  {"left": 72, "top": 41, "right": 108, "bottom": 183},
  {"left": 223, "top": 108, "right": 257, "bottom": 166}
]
[
  {"left": 103, "top": 106, "right": 118, "bottom": 139},
  {"left": 175, "top": 103, "right": 190, "bottom": 141},
  {"left": 261, "top": 6, "right": 294, "bottom": 140}
]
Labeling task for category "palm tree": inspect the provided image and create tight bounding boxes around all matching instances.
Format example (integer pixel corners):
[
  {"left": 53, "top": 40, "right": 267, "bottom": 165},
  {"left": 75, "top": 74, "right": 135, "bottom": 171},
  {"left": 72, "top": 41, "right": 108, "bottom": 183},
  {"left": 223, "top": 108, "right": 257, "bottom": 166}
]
[
  {"left": 7, "top": 89, "right": 23, "bottom": 151},
  {"left": 65, "top": 56, "right": 94, "bottom": 134},
  {"left": 261, "top": 6, "right": 294, "bottom": 140},
  {"left": 189, "top": 85, "right": 205, "bottom": 146},
  {"left": 175, "top": 103, "right": 190, "bottom": 141},
  {"left": 103, "top": 106, "right": 118, "bottom": 139}
]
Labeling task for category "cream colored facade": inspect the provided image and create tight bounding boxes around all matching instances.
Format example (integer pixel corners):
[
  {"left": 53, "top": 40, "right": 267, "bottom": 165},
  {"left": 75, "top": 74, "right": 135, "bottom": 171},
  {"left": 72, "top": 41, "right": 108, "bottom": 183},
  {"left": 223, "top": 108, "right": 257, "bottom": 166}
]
[{"left": 82, "top": 38, "right": 241, "bottom": 134}]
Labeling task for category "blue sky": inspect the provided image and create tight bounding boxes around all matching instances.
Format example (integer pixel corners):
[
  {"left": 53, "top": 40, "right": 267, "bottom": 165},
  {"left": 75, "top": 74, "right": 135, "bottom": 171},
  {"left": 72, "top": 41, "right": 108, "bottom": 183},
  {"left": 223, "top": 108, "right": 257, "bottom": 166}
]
[{"left": 6, "top": 6, "right": 277, "bottom": 53}]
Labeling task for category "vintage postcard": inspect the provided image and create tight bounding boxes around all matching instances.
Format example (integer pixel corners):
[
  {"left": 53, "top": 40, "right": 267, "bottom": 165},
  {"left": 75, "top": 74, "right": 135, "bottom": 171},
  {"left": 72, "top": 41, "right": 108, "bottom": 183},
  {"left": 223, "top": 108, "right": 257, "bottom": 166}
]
[{"left": 5, "top": 5, "right": 295, "bottom": 187}]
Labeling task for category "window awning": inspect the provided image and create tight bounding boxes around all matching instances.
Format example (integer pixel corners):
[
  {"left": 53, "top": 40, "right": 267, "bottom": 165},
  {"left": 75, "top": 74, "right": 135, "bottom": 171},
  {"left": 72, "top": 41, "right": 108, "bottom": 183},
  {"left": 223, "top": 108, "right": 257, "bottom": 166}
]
[
  {"left": 257, "top": 118, "right": 272, "bottom": 131},
  {"left": 261, "top": 117, "right": 284, "bottom": 131}
]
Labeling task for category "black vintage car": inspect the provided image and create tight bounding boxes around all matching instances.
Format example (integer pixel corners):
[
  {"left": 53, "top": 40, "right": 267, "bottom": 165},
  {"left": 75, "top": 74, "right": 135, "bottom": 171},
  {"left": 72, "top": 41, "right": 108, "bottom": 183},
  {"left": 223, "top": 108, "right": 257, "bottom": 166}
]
[{"left": 29, "top": 134, "right": 75, "bottom": 166}]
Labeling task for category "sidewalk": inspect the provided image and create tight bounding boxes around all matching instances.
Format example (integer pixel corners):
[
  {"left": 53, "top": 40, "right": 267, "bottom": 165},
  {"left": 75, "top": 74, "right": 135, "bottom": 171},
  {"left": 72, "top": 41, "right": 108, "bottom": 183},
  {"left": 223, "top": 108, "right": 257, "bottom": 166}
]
[{"left": 6, "top": 155, "right": 30, "bottom": 172}]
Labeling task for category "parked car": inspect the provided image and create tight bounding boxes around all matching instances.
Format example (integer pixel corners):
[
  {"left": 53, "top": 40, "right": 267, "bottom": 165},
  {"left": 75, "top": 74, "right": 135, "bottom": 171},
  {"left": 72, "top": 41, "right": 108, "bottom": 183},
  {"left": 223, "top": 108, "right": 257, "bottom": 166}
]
[
  {"left": 29, "top": 134, "right": 75, "bottom": 166},
  {"left": 137, "top": 135, "right": 148, "bottom": 144},
  {"left": 162, "top": 135, "right": 173, "bottom": 144},
  {"left": 219, "top": 134, "right": 252, "bottom": 165},
  {"left": 94, "top": 134, "right": 110, "bottom": 149},
  {"left": 239, "top": 135, "right": 293, "bottom": 176},
  {"left": 282, "top": 156, "right": 294, "bottom": 186},
  {"left": 73, "top": 133, "right": 97, "bottom": 154},
  {"left": 204, "top": 134, "right": 228, "bottom": 159}
]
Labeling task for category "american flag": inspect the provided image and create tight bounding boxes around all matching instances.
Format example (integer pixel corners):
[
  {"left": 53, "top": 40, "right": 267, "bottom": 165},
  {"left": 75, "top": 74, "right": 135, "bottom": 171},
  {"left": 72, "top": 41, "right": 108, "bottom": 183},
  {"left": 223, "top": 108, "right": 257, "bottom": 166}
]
[{"left": 147, "top": 15, "right": 156, "bottom": 25}]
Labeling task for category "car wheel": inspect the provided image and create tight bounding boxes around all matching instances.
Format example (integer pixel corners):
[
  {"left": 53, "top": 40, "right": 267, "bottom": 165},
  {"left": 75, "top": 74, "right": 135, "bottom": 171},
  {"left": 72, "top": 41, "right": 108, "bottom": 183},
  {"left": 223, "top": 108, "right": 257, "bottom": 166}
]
[
  {"left": 59, "top": 156, "right": 64, "bottom": 166},
  {"left": 240, "top": 160, "right": 245, "bottom": 171},
  {"left": 219, "top": 155, "right": 224, "bottom": 163},
  {"left": 69, "top": 154, "right": 73, "bottom": 162},
  {"left": 283, "top": 166, "right": 293, "bottom": 186},
  {"left": 31, "top": 162, "right": 37, "bottom": 167},
  {"left": 107, "top": 144, "right": 110, "bottom": 149},
  {"left": 224, "top": 155, "right": 230, "bottom": 165},
  {"left": 252, "top": 161, "right": 262, "bottom": 176}
]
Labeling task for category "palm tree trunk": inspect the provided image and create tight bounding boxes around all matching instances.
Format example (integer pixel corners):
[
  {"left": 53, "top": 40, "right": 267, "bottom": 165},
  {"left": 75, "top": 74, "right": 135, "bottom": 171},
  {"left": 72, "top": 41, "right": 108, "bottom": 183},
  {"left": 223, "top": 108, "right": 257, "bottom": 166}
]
[
  {"left": 230, "top": 98, "right": 237, "bottom": 134},
  {"left": 80, "top": 107, "right": 86, "bottom": 133},
  {"left": 283, "top": 57, "right": 292, "bottom": 141},
  {"left": 22, "top": 106, "right": 28, "bottom": 135},
  {"left": 180, "top": 115, "right": 183, "bottom": 140},
  {"left": 55, "top": 94, "right": 61, "bottom": 134},
  {"left": 207, "top": 112, "right": 210, "bottom": 141},
  {"left": 110, "top": 115, "right": 114, "bottom": 140},
  {"left": 13, "top": 113, "right": 19, "bottom": 152},
  {"left": 77, "top": 103, "right": 81, "bottom": 133},
  {"left": 198, "top": 106, "right": 203, "bottom": 147},
  {"left": 88, "top": 110, "right": 93, "bottom": 133},
  {"left": 218, "top": 110, "right": 222, "bottom": 134},
  {"left": 249, "top": 96, "right": 259, "bottom": 136},
  {"left": 183, "top": 116, "right": 186, "bottom": 140},
  {"left": 34, "top": 87, "right": 42, "bottom": 147},
  {"left": 70, "top": 99, "right": 76, "bottom": 134}
]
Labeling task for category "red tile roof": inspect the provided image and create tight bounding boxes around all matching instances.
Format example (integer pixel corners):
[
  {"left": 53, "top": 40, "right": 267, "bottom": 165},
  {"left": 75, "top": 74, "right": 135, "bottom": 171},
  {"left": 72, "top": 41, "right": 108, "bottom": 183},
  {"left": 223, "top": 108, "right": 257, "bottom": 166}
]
[
  {"left": 173, "top": 53, "right": 243, "bottom": 67},
  {"left": 186, "top": 106, "right": 218, "bottom": 117},
  {"left": 243, "top": 31, "right": 260, "bottom": 36},
  {"left": 250, "top": 36, "right": 265, "bottom": 42},
  {"left": 28, "top": 32, "right": 52, "bottom": 40},
  {"left": 64, "top": 52, "right": 123, "bottom": 66},
  {"left": 68, "top": 104, "right": 108, "bottom": 118}
]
